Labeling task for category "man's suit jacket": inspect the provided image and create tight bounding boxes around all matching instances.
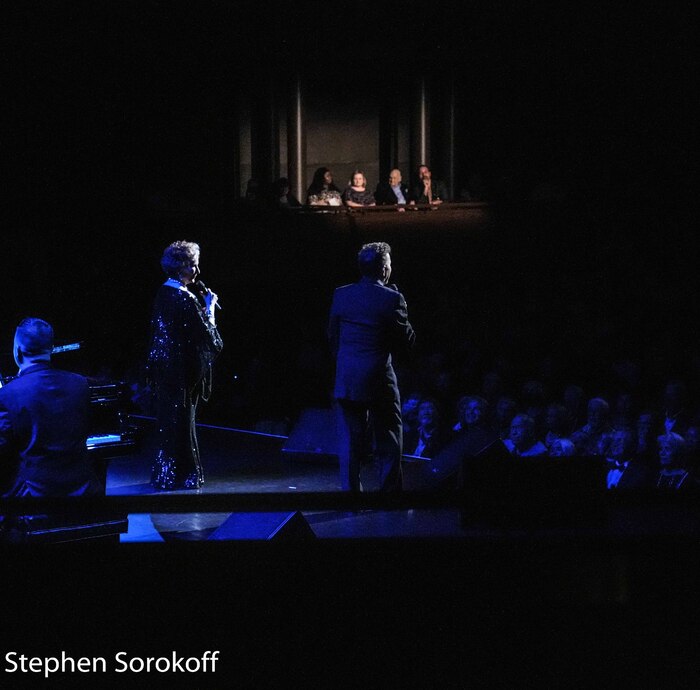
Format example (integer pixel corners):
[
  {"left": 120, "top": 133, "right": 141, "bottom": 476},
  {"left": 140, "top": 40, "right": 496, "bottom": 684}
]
[
  {"left": 374, "top": 181, "right": 413, "bottom": 206},
  {"left": 413, "top": 179, "right": 449, "bottom": 203},
  {"left": 0, "top": 362, "right": 101, "bottom": 497},
  {"left": 328, "top": 277, "right": 415, "bottom": 403}
]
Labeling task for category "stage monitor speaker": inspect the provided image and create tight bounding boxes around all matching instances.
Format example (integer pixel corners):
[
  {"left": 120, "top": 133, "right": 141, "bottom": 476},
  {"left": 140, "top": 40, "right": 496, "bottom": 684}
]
[
  {"left": 208, "top": 511, "right": 316, "bottom": 541},
  {"left": 281, "top": 407, "right": 338, "bottom": 463}
]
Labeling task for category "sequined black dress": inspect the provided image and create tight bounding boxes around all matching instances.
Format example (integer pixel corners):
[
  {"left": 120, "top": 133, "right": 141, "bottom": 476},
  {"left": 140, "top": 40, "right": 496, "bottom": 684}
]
[{"left": 147, "top": 284, "right": 223, "bottom": 490}]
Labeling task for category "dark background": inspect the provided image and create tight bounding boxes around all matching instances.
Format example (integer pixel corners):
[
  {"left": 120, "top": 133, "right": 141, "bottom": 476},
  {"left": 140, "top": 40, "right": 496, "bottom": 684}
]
[
  {"left": 3, "top": 1, "right": 697, "bottom": 425},
  {"left": 2, "top": 3, "right": 700, "bottom": 679}
]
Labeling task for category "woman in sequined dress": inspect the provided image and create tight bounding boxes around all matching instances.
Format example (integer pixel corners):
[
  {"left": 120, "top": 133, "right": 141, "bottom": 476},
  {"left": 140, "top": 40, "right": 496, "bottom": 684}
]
[{"left": 147, "top": 241, "right": 223, "bottom": 490}]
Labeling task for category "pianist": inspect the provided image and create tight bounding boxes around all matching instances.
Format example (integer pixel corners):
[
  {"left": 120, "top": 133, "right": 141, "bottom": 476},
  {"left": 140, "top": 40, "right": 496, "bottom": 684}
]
[{"left": 0, "top": 318, "right": 102, "bottom": 501}]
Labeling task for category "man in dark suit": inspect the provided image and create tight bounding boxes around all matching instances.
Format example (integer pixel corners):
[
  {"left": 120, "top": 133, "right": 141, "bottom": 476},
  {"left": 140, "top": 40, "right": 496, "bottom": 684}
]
[
  {"left": 413, "top": 164, "right": 450, "bottom": 204},
  {"left": 374, "top": 168, "right": 414, "bottom": 207},
  {"left": 0, "top": 318, "right": 101, "bottom": 499},
  {"left": 328, "top": 242, "right": 416, "bottom": 492}
]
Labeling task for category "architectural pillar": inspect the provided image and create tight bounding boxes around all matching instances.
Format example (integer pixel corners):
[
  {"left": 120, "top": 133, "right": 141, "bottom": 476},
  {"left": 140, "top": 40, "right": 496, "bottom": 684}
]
[
  {"left": 287, "top": 74, "right": 306, "bottom": 205},
  {"left": 410, "top": 76, "right": 430, "bottom": 187}
]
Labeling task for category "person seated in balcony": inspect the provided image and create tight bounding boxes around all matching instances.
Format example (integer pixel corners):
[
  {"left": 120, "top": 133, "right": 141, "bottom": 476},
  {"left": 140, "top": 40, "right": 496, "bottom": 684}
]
[
  {"left": 306, "top": 167, "right": 343, "bottom": 206},
  {"left": 342, "top": 170, "right": 376, "bottom": 208},
  {"left": 374, "top": 168, "right": 414, "bottom": 209},
  {"left": 271, "top": 177, "right": 301, "bottom": 210},
  {"left": 412, "top": 164, "right": 449, "bottom": 205}
]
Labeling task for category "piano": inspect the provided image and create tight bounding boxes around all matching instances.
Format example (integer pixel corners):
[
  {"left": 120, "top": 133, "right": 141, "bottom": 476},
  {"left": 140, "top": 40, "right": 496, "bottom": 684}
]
[{"left": 86, "top": 380, "right": 141, "bottom": 488}]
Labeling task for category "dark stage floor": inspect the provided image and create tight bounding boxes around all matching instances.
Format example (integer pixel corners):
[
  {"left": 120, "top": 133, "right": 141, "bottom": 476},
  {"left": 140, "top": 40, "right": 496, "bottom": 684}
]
[{"left": 107, "top": 419, "right": 465, "bottom": 542}]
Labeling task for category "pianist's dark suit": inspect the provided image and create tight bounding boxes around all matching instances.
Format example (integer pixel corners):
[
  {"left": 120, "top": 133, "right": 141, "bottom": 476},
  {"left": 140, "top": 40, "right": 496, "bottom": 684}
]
[
  {"left": 328, "top": 277, "right": 416, "bottom": 491},
  {"left": 0, "top": 362, "right": 101, "bottom": 497}
]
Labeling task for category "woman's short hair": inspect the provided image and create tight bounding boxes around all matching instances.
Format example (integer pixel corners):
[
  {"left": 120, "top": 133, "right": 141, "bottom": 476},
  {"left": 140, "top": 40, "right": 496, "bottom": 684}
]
[{"left": 161, "top": 240, "right": 200, "bottom": 279}]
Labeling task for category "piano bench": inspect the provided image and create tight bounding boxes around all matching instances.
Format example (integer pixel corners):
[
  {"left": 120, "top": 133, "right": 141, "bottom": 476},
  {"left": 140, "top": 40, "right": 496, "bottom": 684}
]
[{"left": 10, "top": 515, "right": 130, "bottom": 544}]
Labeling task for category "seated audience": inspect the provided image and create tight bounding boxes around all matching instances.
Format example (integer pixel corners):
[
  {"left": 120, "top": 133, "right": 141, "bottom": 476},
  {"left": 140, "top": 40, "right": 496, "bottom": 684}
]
[
  {"left": 521, "top": 379, "right": 547, "bottom": 438},
  {"left": 342, "top": 170, "right": 376, "bottom": 208},
  {"left": 611, "top": 391, "right": 638, "bottom": 431},
  {"left": 491, "top": 395, "right": 517, "bottom": 440},
  {"left": 682, "top": 425, "right": 700, "bottom": 476},
  {"left": 636, "top": 411, "right": 659, "bottom": 463},
  {"left": 571, "top": 397, "right": 614, "bottom": 456},
  {"left": 453, "top": 395, "right": 490, "bottom": 434},
  {"left": 404, "top": 397, "right": 450, "bottom": 459},
  {"left": 605, "top": 428, "right": 655, "bottom": 489},
  {"left": 503, "top": 414, "right": 548, "bottom": 457},
  {"left": 306, "top": 167, "right": 343, "bottom": 206},
  {"left": 548, "top": 438, "right": 576, "bottom": 457},
  {"left": 401, "top": 391, "right": 423, "bottom": 437},
  {"left": 374, "top": 168, "right": 414, "bottom": 208},
  {"left": 271, "top": 177, "right": 301, "bottom": 210},
  {"left": 413, "top": 164, "right": 449, "bottom": 204},
  {"left": 562, "top": 384, "right": 586, "bottom": 435},
  {"left": 660, "top": 379, "right": 692, "bottom": 437},
  {"left": 656, "top": 432, "right": 691, "bottom": 489},
  {"left": 543, "top": 403, "right": 570, "bottom": 450}
]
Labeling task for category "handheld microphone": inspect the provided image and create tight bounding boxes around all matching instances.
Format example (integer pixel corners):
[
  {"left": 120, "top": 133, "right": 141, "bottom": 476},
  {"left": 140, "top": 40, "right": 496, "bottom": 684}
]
[{"left": 194, "top": 280, "right": 222, "bottom": 310}]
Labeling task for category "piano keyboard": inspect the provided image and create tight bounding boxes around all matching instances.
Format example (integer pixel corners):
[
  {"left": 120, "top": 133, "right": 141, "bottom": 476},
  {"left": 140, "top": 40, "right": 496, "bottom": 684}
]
[{"left": 87, "top": 433, "right": 122, "bottom": 449}]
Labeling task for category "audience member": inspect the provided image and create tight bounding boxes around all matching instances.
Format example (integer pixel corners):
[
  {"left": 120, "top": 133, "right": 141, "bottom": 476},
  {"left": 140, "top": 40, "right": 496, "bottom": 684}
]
[
  {"left": 656, "top": 432, "right": 691, "bottom": 489},
  {"left": 635, "top": 411, "right": 659, "bottom": 465},
  {"left": 611, "top": 391, "right": 638, "bottom": 431},
  {"left": 306, "top": 167, "right": 343, "bottom": 206},
  {"left": 401, "top": 391, "right": 423, "bottom": 437},
  {"left": 606, "top": 428, "right": 654, "bottom": 489},
  {"left": 374, "top": 168, "right": 414, "bottom": 208},
  {"left": 492, "top": 395, "right": 517, "bottom": 440},
  {"left": 548, "top": 438, "right": 576, "bottom": 457},
  {"left": 562, "top": 384, "right": 586, "bottom": 435},
  {"left": 271, "top": 177, "right": 301, "bottom": 210},
  {"left": 682, "top": 425, "right": 700, "bottom": 475},
  {"left": 521, "top": 379, "right": 547, "bottom": 438},
  {"left": 342, "top": 170, "right": 376, "bottom": 208},
  {"left": 571, "top": 397, "right": 614, "bottom": 456},
  {"left": 413, "top": 164, "right": 449, "bottom": 204},
  {"left": 404, "top": 397, "right": 450, "bottom": 459},
  {"left": 503, "top": 414, "right": 547, "bottom": 457},
  {"left": 543, "top": 403, "right": 570, "bottom": 450},
  {"left": 453, "top": 395, "right": 490, "bottom": 434},
  {"left": 660, "top": 379, "right": 692, "bottom": 436},
  {"left": 481, "top": 370, "right": 505, "bottom": 407}
]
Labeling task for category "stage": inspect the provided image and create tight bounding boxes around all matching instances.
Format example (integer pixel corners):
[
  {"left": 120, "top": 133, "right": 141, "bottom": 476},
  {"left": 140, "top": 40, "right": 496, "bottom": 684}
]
[
  {"left": 4, "top": 420, "right": 700, "bottom": 683},
  {"left": 107, "top": 418, "right": 465, "bottom": 542}
]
